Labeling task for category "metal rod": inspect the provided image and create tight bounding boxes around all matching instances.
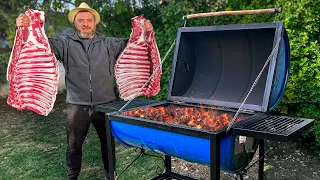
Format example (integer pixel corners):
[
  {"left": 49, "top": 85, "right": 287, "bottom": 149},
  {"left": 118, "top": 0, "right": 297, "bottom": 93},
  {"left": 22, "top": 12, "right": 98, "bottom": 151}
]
[
  {"left": 150, "top": 174, "right": 166, "bottom": 180},
  {"left": 258, "top": 139, "right": 264, "bottom": 180},
  {"left": 273, "top": 9, "right": 279, "bottom": 23},
  {"left": 170, "top": 172, "right": 198, "bottom": 180},
  {"left": 210, "top": 134, "right": 220, "bottom": 180},
  {"left": 115, "top": 148, "right": 144, "bottom": 180},
  {"left": 236, "top": 174, "right": 244, "bottom": 180},
  {"left": 118, "top": 40, "right": 176, "bottom": 112},
  {"left": 105, "top": 114, "right": 116, "bottom": 180},
  {"left": 245, "top": 141, "right": 282, "bottom": 172},
  {"left": 141, "top": 152, "right": 166, "bottom": 175},
  {"left": 226, "top": 37, "right": 282, "bottom": 132},
  {"left": 183, "top": 16, "right": 188, "bottom": 27},
  {"left": 115, "top": 148, "right": 168, "bottom": 180},
  {"left": 165, "top": 155, "right": 172, "bottom": 177}
]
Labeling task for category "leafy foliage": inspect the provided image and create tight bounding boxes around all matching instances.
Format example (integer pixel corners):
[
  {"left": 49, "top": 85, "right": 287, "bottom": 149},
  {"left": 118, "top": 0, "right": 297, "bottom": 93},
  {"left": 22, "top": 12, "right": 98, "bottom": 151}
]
[
  {"left": 295, "top": 103, "right": 320, "bottom": 155},
  {"left": 0, "top": 0, "right": 71, "bottom": 45},
  {"left": 0, "top": 50, "right": 10, "bottom": 85},
  {"left": 0, "top": 0, "right": 72, "bottom": 84},
  {"left": 275, "top": 0, "right": 320, "bottom": 152},
  {"left": 152, "top": 0, "right": 320, "bottom": 153}
]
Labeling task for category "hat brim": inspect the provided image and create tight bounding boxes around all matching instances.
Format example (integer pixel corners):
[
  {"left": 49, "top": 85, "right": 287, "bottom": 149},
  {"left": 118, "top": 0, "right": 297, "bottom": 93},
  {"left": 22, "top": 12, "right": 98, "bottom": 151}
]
[{"left": 68, "top": 8, "right": 100, "bottom": 25}]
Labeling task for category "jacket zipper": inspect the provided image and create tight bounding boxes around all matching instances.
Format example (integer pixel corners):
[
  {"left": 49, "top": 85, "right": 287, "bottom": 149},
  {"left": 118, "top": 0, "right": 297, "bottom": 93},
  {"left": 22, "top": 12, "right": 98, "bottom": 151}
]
[
  {"left": 87, "top": 43, "right": 93, "bottom": 106},
  {"left": 89, "top": 57, "right": 92, "bottom": 106},
  {"left": 78, "top": 38, "right": 95, "bottom": 106}
]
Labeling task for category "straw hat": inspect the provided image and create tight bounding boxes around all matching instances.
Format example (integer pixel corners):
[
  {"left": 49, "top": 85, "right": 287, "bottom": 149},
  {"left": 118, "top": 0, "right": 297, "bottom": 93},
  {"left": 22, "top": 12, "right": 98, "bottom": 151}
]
[{"left": 68, "top": 2, "right": 100, "bottom": 24}]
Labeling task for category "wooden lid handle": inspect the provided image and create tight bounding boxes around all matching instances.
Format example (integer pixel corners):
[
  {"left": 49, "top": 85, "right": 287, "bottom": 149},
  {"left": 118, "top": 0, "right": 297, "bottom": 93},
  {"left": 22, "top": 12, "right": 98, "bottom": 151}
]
[{"left": 183, "top": 8, "right": 282, "bottom": 20}]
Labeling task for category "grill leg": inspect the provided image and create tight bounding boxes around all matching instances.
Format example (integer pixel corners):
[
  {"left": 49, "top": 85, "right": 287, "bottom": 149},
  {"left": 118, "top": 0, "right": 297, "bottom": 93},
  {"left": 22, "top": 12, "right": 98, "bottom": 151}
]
[
  {"left": 258, "top": 139, "right": 264, "bottom": 180},
  {"left": 105, "top": 115, "right": 116, "bottom": 180},
  {"left": 165, "top": 155, "right": 172, "bottom": 179},
  {"left": 210, "top": 135, "right": 220, "bottom": 180}
]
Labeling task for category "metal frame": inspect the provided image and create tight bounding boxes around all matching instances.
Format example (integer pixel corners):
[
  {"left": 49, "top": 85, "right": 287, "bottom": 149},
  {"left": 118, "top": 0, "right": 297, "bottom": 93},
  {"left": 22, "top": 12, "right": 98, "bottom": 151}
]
[
  {"left": 105, "top": 115, "right": 116, "bottom": 180},
  {"left": 104, "top": 114, "right": 268, "bottom": 180},
  {"left": 167, "top": 22, "right": 285, "bottom": 112},
  {"left": 103, "top": 102, "right": 256, "bottom": 140},
  {"left": 259, "top": 139, "right": 265, "bottom": 180},
  {"left": 99, "top": 99, "right": 314, "bottom": 180},
  {"left": 105, "top": 101, "right": 314, "bottom": 143},
  {"left": 150, "top": 155, "right": 198, "bottom": 180}
]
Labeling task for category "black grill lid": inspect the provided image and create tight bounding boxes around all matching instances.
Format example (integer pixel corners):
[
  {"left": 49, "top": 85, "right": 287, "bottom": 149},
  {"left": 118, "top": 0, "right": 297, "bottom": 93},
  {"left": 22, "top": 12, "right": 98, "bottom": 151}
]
[{"left": 167, "top": 22, "right": 288, "bottom": 112}]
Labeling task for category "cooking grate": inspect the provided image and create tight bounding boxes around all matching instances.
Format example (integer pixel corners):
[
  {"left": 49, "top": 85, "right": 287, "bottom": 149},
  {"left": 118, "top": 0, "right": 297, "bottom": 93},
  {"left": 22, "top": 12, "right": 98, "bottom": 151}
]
[
  {"left": 234, "top": 114, "right": 313, "bottom": 141},
  {"left": 246, "top": 116, "right": 303, "bottom": 133}
]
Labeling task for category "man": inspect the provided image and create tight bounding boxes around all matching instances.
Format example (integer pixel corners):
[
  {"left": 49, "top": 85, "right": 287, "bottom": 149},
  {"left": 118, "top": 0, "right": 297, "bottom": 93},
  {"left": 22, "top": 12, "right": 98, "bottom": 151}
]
[{"left": 16, "top": 2, "right": 152, "bottom": 180}]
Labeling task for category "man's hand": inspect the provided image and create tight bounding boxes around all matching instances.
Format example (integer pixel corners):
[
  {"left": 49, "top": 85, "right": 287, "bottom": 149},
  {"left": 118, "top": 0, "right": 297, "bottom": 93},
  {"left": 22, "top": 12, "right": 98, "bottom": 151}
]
[
  {"left": 144, "top": 20, "right": 153, "bottom": 30},
  {"left": 16, "top": 13, "right": 31, "bottom": 27}
]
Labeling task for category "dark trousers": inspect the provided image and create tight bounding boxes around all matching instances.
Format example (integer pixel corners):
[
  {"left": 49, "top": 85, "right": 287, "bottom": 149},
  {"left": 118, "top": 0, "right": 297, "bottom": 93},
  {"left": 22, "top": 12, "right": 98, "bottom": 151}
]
[{"left": 66, "top": 104, "right": 114, "bottom": 180}]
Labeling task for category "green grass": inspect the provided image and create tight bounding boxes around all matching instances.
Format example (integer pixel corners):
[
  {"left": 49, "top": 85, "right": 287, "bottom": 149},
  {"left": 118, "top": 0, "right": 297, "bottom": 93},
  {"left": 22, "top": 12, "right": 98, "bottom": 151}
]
[{"left": 0, "top": 93, "right": 163, "bottom": 180}]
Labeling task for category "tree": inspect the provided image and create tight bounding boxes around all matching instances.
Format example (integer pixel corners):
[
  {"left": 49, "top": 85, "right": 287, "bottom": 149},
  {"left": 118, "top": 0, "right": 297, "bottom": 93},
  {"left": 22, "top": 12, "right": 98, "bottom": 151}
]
[{"left": 0, "top": 0, "right": 74, "bottom": 47}]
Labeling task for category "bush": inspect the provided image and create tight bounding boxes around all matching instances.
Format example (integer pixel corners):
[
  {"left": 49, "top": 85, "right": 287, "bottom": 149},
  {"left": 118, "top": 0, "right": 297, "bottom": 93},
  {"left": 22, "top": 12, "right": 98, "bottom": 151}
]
[
  {"left": 275, "top": 0, "right": 320, "bottom": 152},
  {"left": 154, "top": 0, "right": 320, "bottom": 153}
]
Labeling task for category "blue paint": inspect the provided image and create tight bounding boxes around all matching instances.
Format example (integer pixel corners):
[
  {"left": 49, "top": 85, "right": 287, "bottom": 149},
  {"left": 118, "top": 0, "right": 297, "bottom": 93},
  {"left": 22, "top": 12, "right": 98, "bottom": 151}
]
[
  {"left": 111, "top": 121, "right": 243, "bottom": 173},
  {"left": 269, "top": 31, "right": 290, "bottom": 110}
]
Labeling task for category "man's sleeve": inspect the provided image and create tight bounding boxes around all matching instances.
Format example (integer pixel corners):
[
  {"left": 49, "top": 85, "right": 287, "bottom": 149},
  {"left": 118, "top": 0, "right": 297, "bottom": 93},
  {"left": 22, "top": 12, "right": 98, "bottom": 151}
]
[
  {"left": 116, "top": 38, "right": 129, "bottom": 57},
  {"left": 49, "top": 37, "right": 65, "bottom": 63},
  {"left": 105, "top": 37, "right": 129, "bottom": 70}
]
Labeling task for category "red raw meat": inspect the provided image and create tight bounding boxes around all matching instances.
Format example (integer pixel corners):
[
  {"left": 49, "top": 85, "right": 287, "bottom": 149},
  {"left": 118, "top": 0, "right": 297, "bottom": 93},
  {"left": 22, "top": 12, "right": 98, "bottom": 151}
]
[
  {"left": 115, "top": 15, "right": 161, "bottom": 101},
  {"left": 6, "top": 9, "right": 59, "bottom": 116}
]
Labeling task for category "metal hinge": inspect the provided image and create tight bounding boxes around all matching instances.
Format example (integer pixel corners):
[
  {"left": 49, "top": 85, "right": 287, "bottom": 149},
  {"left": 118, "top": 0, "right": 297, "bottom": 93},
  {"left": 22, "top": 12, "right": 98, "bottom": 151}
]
[
  {"left": 239, "top": 109, "right": 255, "bottom": 113},
  {"left": 218, "top": 106, "right": 232, "bottom": 110},
  {"left": 172, "top": 101, "right": 186, "bottom": 105},
  {"left": 218, "top": 106, "right": 255, "bottom": 113}
]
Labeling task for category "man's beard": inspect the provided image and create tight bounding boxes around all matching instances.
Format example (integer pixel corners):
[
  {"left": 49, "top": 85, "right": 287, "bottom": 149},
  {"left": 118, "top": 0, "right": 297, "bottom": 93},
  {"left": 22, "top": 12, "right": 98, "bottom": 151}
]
[{"left": 76, "top": 26, "right": 96, "bottom": 38}]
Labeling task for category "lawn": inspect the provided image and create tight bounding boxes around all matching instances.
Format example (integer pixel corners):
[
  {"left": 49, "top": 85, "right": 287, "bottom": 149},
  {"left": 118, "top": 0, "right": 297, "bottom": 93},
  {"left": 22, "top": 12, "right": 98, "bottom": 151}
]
[{"left": 0, "top": 92, "right": 163, "bottom": 180}]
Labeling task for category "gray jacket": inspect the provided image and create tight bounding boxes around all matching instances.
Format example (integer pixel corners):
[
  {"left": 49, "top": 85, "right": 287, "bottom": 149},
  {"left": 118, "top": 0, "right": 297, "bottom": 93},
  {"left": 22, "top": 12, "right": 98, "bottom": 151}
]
[{"left": 49, "top": 32, "right": 127, "bottom": 105}]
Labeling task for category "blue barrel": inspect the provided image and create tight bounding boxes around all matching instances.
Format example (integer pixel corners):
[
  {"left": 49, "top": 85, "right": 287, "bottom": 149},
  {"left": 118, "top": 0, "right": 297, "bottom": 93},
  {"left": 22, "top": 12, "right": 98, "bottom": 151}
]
[
  {"left": 269, "top": 30, "right": 290, "bottom": 110},
  {"left": 111, "top": 121, "right": 252, "bottom": 173}
]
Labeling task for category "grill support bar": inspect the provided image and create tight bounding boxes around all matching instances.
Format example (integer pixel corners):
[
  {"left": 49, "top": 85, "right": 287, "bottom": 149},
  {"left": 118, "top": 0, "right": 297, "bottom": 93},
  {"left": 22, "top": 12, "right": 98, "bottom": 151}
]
[
  {"left": 164, "top": 155, "right": 172, "bottom": 177},
  {"left": 259, "top": 139, "right": 264, "bottom": 180},
  {"left": 210, "top": 134, "right": 221, "bottom": 180},
  {"left": 106, "top": 116, "right": 116, "bottom": 180}
]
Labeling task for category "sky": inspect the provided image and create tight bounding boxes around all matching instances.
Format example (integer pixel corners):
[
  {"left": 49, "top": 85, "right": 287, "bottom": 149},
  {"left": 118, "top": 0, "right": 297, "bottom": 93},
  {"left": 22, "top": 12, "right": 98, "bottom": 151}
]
[{"left": 67, "top": 1, "right": 75, "bottom": 10}]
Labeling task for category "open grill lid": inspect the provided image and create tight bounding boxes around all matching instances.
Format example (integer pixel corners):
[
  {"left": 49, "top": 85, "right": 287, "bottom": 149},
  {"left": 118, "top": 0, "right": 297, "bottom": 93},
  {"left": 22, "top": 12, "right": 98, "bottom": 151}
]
[{"left": 167, "top": 22, "right": 290, "bottom": 112}]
